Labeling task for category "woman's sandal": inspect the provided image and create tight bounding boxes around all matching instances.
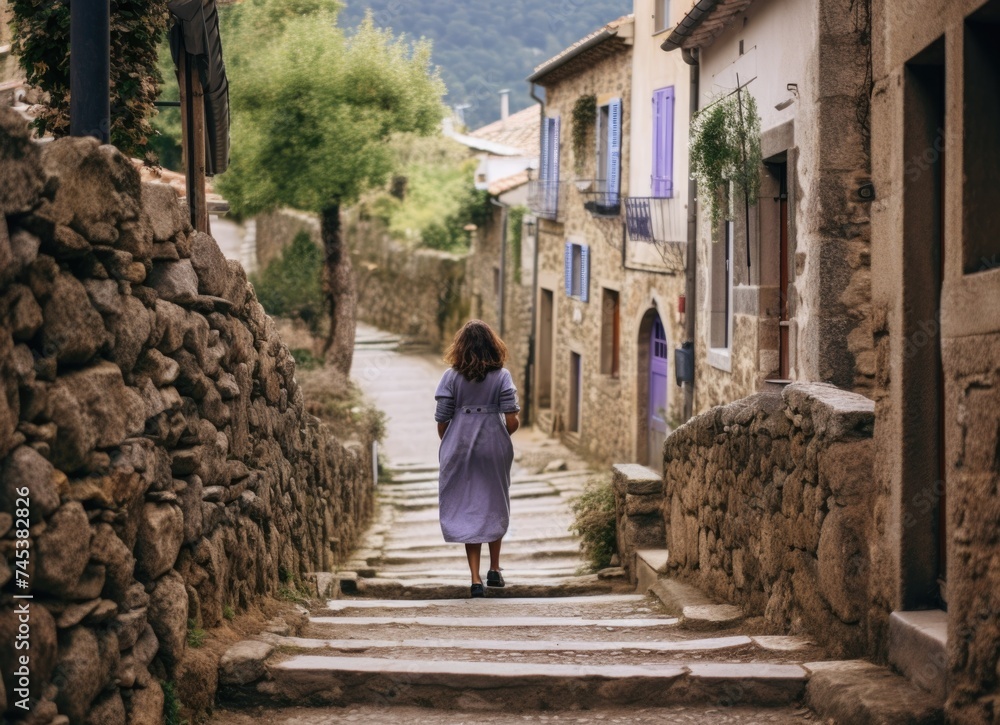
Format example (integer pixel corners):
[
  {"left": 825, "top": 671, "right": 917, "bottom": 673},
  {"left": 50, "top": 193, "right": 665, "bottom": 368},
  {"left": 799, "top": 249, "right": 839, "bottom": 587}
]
[
  {"left": 487, "top": 569, "right": 505, "bottom": 588},
  {"left": 470, "top": 582, "right": 485, "bottom": 598}
]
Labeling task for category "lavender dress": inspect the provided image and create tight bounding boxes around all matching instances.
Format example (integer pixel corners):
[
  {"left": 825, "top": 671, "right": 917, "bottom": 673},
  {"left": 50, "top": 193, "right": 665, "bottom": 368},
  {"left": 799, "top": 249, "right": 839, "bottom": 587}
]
[{"left": 434, "top": 367, "right": 520, "bottom": 543}]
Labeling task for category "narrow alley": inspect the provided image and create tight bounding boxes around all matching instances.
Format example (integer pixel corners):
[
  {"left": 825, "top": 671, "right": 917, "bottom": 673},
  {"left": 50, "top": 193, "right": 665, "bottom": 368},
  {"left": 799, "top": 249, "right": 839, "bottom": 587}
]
[{"left": 206, "top": 327, "right": 856, "bottom": 724}]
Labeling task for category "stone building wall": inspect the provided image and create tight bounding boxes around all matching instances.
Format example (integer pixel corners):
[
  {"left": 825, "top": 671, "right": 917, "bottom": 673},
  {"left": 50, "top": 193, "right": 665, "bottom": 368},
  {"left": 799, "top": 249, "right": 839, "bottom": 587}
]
[
  {"left": 535, "top": 32, "right": 688, "bottom": 466},
  {"left": 465, "top": 201, "right": 535, "bottom": 421},
  {"left": 689, "top": 0, "right": 874, "bottom": 414},
  {"left": 0, "top": 110, "right": 375, "bottom": 724},
  {"left": 636, "top": 383, "right": 879, "bottom": 658},
  {"left": 868, "top": 0, "right": 1000, "bottom": 719}
]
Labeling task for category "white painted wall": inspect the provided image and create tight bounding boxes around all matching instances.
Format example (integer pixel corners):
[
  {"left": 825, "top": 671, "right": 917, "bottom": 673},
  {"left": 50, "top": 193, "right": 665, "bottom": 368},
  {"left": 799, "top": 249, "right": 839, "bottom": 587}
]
[
  {"left": 628, "top": 0, "right": 693, "bottom": 265},
  {"left": 697, "top": 0, "right": 815, "bottom": 134}
]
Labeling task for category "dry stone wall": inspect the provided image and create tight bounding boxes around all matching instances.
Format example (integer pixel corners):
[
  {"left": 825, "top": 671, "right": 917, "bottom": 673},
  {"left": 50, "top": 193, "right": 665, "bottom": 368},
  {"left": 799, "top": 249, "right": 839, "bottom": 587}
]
[
  {"left": 256, "top": 209, "right": 469, "bottom": 351},
  {"left": 652, "top": 383, "right": 878, "bottom": 657},
  {"left": 0, "top": 109, "right": 374, "bottom": 724}
]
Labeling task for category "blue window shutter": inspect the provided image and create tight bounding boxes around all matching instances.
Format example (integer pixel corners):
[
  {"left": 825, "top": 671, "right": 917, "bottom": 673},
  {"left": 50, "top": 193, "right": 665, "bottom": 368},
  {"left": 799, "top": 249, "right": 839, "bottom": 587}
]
[
  {"left": 608, "top": 98, "right": 622, "bottom": 205},
  {"left": 540, "top": 118, "right": 550, "bottom": 183},
  {"left": 552, "top": 117, "right": 561, "bottom": 185},
  {"left": 580, "top": 245, "right": 590, "bottom": 303},
  {"left": 651, "top": 93, "right": 662, "bottom": 196},
  {"left": 564, "top": 242, "right": 573, "bottom": 297}
]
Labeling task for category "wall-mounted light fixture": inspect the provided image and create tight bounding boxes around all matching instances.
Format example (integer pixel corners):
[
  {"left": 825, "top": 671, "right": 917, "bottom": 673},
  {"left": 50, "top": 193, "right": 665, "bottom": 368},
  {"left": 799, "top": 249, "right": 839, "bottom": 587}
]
[
  {"left": 775, "top": 83, "right": 799, "bottom": 111},
  {"left": 525, "top": 218, "right": 537, "bottom": 239}
]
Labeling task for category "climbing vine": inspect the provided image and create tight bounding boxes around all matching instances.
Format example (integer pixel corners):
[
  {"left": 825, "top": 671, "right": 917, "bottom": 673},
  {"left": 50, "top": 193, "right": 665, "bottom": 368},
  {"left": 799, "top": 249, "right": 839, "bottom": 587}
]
[
  {"left": 507, "top": 205, "right": 527, "bottom": 284},
  {"left": 571, "top": 94, "right": 596, "bottom": 175},
  {"left": 10, "top": 1, "right": 171, "bottom": 161},
  {"left": 689, "top": 90, "right": 762, "bottom": 229}
]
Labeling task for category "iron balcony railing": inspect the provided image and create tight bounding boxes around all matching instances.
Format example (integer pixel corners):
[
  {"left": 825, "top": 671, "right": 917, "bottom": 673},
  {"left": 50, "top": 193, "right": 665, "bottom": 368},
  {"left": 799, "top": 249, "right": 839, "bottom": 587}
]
[
  {"left": 528, "top": 180, "right": 565, "bottom": 220},
  {"left": 625, "top": 196, "right": 688, "bottom": 272},
  {"left": 579, "top": 180, "right": 621, "bottom": 218}
]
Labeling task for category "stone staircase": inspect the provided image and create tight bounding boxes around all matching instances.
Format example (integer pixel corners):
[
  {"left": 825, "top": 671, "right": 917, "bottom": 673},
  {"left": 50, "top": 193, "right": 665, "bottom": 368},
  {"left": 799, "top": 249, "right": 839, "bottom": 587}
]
[{"left": 211, "top": 443, "right": 945, "bottom": 722}]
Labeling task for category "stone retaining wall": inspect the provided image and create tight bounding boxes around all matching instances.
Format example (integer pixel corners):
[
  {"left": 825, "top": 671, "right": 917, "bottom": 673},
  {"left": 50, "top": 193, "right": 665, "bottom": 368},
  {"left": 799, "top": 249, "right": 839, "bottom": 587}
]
[
  {"left": 255, "top": 209, "right": 469, "bottom": 351},
  {"left": 630, "top": 383, "right": 877, "bottom": 657},
  {"left": 611, "top": 463, "right": 665, "bottom": 576},
  {"left": 0, "top": 109, "right": 375, "bottom": 724}
]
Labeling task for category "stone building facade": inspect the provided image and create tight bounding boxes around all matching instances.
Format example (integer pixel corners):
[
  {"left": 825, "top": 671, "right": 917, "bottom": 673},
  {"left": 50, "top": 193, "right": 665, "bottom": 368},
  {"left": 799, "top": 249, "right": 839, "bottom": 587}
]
[
  {"left": 527, "top": 9, "right": 692, "bottom": 466},
  {"left": 868, "top": 0, "right": 1000, "bottom": 720},
  {"left": 663, "top": 0, "right": 875, "bottom": 413}
]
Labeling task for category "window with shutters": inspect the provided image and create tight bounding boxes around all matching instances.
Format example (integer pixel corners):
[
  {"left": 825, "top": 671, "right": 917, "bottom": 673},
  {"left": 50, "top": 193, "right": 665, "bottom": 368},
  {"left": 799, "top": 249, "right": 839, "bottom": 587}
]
[
  {"left": 652, "top": 87, "right": 675, "bottom": 198},
  {"left": 564, "top": 241, "right": 590, "bottom": 301},
  {"left": 531, "top": 116, "right": 562, "bottom": 218},
  {"left": 709, "top": 185, "right": 734, "bottom": 369},
  {"left": 592, "top": 98, "right": 622, "bottom": 209}
]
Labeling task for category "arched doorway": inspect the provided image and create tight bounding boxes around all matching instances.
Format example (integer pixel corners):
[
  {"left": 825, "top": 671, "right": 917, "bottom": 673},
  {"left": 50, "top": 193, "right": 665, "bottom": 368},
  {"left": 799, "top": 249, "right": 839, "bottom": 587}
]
[{"left": 636, "top": 308, "right": 669, "bottom": 466}]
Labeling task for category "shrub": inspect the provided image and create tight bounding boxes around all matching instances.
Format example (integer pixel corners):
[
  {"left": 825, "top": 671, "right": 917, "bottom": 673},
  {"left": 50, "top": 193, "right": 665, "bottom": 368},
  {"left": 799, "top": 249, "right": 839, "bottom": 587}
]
[
  {"left": 250, "top": 231, "right": 324, "bottom": 335},
  {"left": 161, "top": 680, "right": 186, "bottom": 725},
  {"left": 570, "top": 476, "right": 618, "bottom": 571},
  {"left": 186, "top": 619, "right": 206, "bottom": 648}
]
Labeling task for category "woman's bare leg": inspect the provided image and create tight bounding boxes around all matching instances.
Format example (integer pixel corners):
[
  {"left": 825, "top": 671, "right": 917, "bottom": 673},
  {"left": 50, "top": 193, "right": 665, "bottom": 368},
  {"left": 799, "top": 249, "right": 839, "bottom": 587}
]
[
  {"left": 465, "top": 543, "right": 483, "bottom": 584},
  {"left": 488, "top": 538, "right": 503, "bottom": 572}
]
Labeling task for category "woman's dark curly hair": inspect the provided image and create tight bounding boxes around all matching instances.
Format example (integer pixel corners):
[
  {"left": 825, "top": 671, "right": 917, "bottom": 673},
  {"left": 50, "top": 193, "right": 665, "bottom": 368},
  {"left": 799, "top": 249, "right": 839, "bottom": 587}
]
[{"left": 445, "top": 320, "right": 508, "bottom": 382}]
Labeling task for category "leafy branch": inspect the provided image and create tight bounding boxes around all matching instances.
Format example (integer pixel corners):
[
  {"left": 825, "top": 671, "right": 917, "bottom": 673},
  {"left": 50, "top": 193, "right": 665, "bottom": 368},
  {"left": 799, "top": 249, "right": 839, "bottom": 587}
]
[{"left": 689, "top": 90, "right": 762, "bottom": 230}]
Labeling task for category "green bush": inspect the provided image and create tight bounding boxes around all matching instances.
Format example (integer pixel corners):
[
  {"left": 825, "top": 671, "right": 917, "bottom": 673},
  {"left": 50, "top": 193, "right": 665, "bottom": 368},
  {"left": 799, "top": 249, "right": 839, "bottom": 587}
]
[
  {"left": 250, "top": 231, "right": 324, "bottom": 334},
  {"left": 570, "top": 476, "right": 618, "bottom": 571},
  {"left": 161, "top": 680, "right": 187, "bottom": 725}
]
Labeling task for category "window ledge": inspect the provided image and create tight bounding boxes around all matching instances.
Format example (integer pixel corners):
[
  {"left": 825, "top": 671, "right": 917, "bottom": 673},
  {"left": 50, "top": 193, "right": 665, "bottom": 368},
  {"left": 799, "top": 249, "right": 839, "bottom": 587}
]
[{"left": 707, "top": 348, "right": 732, "bottom": 373}]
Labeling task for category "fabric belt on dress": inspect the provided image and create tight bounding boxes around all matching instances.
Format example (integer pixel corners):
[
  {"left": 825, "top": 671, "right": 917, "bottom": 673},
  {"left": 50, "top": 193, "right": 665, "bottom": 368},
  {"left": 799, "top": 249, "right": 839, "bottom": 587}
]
[{"left": 461, "top": 404, "right": 501, "bottom": 414}]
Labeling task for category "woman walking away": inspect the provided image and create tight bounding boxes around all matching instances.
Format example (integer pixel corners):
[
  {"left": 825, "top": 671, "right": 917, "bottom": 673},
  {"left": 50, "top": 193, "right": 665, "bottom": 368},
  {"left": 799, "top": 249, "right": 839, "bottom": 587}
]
[{"left": 434, "top": 320, "right": 520, "bottom": 598}]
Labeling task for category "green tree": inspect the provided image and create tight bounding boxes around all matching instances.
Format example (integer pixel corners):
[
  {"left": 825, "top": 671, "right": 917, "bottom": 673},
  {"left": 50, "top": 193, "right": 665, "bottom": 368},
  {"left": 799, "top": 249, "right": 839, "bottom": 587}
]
[
  {"left": 9, "top": 1, "right": 170, "bottom": 160},
  {"left": 218, "top": 1, "right": 445, "bottom": 373}
]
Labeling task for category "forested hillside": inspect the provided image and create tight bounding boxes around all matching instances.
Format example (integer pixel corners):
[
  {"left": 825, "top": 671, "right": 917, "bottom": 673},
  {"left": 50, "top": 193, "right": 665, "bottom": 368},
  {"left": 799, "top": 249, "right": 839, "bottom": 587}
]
[{"left": 338, "top": 0, "right": 632, "bottom": 129}]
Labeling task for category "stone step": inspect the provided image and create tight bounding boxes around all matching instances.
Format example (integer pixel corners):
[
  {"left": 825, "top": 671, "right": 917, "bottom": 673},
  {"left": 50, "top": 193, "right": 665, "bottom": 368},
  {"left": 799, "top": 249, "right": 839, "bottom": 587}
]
[
  {"left": 374, "top": 542, "right": 582, "bottom": 564},
  {"left": 368, "top": 567, "right": 583, "bottom": 580},
  {"left": 308, "top": 615, "right": 681, "bottom": 628},
  {"left": 322, "top": 594, "right": 648, "bottom": 610},
  {"left": 347, "top": 574, "right": 625, "bottom": 600},
  {"left": 225, "top": 655, "right": 808, "bottom": 710},
  {"left": 381, "top": 533, "right": 578, "bottom": 553},
  {"left": 261, "top": 633, "right": 759, "bottom": 654}
]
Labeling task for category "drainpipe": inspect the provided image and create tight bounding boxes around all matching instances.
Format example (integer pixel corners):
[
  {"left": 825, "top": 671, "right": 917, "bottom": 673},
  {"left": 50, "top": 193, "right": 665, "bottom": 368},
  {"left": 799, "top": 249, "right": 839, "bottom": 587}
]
[
  {"left": 682, "top": 47, "right": 699, "bottom": 421},
  {"left": 491, "top": 197, "right": 508, "bottom": 337},
  {"left": 523, "top": 82, "right": 547, "bottom": 427}
]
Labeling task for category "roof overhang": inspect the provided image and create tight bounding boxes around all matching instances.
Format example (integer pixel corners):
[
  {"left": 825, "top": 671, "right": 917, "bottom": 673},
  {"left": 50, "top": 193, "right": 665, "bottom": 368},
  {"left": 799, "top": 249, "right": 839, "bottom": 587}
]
[
  {"left": 528, "top": 16, "right": 634, "bottom": 86},
  {"left": 661, "top": 0, "right": 756, "bottom": 53}
]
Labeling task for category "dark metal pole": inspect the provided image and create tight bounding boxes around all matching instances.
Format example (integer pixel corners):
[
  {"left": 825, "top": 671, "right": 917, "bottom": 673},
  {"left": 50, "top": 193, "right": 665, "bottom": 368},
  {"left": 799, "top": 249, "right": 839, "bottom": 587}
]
[
  {"left": 70, "top": 0, "right": 111, "bottom": 142},
  {"left": 683, "top": 49, "right": 699, "bottom": 422}
]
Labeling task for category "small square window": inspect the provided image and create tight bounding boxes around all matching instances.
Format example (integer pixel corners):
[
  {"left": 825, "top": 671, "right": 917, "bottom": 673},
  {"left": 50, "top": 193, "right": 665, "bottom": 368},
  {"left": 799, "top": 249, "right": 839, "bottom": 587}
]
[{"left": 655, "top": 0, "right": 671, "bottom": 33}]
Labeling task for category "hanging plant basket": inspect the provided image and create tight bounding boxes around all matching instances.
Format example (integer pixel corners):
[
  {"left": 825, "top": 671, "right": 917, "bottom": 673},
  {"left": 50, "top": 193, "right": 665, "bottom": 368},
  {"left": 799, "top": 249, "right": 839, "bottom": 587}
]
[{"left": 689, "top": 88, "right": 762, "bottom": 231}]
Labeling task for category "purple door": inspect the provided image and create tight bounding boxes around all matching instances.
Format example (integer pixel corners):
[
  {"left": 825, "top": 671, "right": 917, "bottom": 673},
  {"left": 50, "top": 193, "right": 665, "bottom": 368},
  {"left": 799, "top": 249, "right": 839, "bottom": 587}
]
[{"left": 648, "top": 316, "right": 668, "bottom": 462}]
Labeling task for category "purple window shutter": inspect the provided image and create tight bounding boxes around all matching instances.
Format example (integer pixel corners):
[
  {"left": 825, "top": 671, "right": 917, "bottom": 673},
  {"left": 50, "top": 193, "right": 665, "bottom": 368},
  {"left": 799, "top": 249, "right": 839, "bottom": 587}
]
[
  {"left": 580, "top": 245, "right": 590, "bottom": 303},
  {"left": 652, "top": 87, "right": 675, "bottom": 198}
]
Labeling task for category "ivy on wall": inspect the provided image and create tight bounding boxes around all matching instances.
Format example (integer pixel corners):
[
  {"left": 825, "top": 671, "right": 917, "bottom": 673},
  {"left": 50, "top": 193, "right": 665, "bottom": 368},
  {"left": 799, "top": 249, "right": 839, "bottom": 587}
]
[
  {"left": 10, "top": 1, "right": 171, "bottom": 161},
  {"left": 689, "top": 90, "right": 762, "bottom": 230},
  {"left": 571, "top": 94, "right": 596, "bottom": 176},
  {"left": 507, "top": 204, "right": 527, "bottom": 284}
]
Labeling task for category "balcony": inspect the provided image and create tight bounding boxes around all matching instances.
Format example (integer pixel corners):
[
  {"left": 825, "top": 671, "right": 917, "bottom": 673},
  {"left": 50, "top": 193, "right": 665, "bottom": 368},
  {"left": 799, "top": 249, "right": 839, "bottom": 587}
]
[
  {"left": 625, "top": 196, "right": 687, "bottom": 272},
  {"left": 578, "top": 180, "right": 621, "bottom": 218},
  {"left": 528, "top": 180, "right": 565, "bottom": 221}
]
